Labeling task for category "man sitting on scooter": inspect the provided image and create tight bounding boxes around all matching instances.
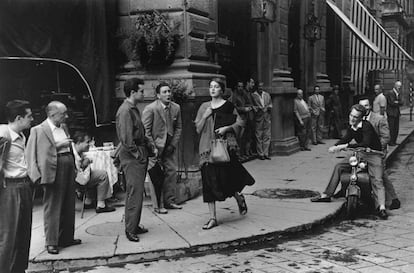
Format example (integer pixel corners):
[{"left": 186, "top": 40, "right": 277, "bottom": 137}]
[{"left": 311, "top": 104, "right": 388, "bottom": 220}]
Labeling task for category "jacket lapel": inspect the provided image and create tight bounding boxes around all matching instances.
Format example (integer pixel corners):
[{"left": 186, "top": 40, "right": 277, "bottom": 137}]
[{"left": 41, "top": 120, "right": 56, "bottom": 146}]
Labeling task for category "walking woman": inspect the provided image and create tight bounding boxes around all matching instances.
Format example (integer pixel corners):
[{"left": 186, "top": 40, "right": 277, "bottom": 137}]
[{"left": 195, "top": 78, "right": 255, "bottom": 230}]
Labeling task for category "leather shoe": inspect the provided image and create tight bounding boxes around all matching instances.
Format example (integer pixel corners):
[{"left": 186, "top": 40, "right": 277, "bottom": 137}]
[
  {"left": 136, "top": 225, "right": 148, "bottom": 234},
  {"left": 96, "top": 206, "right": 116, "bottom": 213},
  {"left": 312, "top": 142, "right": 318, "bottom": 145},
  {"left": 125, "top": 231, "right": 140, "bottom": 242},
  {"left": 264, "top": 156, "right": 271, "bottom": 160},
  {"left": 303, "top": 147, "right": 311, "bottom": 151},
  {"left": 310, "top": 196, "right": 331, "bottom": 202},
  {"left": 59, "top": 239, "right": 82, "bottom": 247},
  {"left": 317, "top": 141, "right": 325, "bottom": 144},
  {"left": 46, "top": 245, "right": 59, "bottom": 255},
  {"left": 378, "top": 209, "right": 388, "bottom": 220},
  {"left": 259, "top": 155, "right": 265, "bottom": 160},
  {"left": 165, "top": 203, "right": 182, "bottom": 209},
  {"left": 154, "top": 208, "right": 168, "bottom": 214},
  {"left": 389, "top": 199, "right": 401, "bottom": 210}
]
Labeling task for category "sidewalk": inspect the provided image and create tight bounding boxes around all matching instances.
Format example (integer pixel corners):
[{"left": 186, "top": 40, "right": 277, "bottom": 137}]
[{"left": 28, "top": 109, "right": 414, "bottom": 272}]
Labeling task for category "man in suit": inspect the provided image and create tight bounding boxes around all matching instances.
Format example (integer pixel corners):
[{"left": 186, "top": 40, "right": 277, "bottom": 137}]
[
  {"left": 116, "top": 78, "right": 149, "bottom": 242},
  {"left": 251, "top": 82, "right": 272, "bottom": 160},
  {"left": 0, "top": 100, "right": 33, "bottom": 273},
  {"left": 308, "top": 85, "right": 325, "bottom": 145},
  {"left": 26, "top": 101, "right": 81, "bottom": 254},
  {"left": 385, "top": 81, "right": 403, "bottom": 146},
  {"left": 359, "top": 98, "right": 400, "bottom": 210},
  {"left": 143, "top": 82, "right": 183, "bottom": 213},
  {"left": 293, "top": 89, "right": 312, "bottom": 151},
  {"left": 311, "top": 104, "right": 388, "bottom": 219}
]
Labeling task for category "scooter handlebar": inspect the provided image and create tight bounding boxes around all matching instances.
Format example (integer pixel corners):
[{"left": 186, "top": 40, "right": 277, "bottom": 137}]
[{"left": 344, "top": 147, "right": 383, "bottom": 155}]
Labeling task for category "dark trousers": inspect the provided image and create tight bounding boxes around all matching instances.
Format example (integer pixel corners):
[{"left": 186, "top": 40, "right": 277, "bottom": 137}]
[
  {"left": 119, "top": 148, "right": 148, "bottom": 234},
  {"left": 295, "top": 117, "right": 312, "bottom": 149},
  {"left": 43, "top": 154, "right": 76, "bottom": 246},
  {"left": 388, "top": 115, "right": 400, "bottom": 144},
  {"left": 0, "top": 178, "right": 32, "bottom": 273}
]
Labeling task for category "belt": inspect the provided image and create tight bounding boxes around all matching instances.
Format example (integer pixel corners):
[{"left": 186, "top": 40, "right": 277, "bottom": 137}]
[
  {"left": 3, "top": 176, "right": 28, "bottom": 188},
  {"left": 57, "top": 151, "right": 72, "bottom": 156},
  {"left": 4, "top": 177, "right": 28, "bottom": 183}
]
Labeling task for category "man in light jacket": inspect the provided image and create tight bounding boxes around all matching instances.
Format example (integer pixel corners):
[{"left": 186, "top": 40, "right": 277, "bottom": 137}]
[
  {"left": 251, "top": 82, "right": 272, "bottom": 160},
  {"left": 142, "top": 82, "right": 182, "bottom": 213},
  {"left": 308, "top": 85, "right": 325, "bottom": 145},
  {"left": 26, "top": 101, "right": 81, "bottom": 254}
]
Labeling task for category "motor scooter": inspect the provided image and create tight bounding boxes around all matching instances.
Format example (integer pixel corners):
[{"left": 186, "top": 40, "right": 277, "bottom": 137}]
[{"left": 339, "top": 147, "right": 383, "bottom": 219}]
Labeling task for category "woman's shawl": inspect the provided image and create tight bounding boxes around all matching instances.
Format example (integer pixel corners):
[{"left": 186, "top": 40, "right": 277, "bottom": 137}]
[{"left": 194, "top": 101, "right": 244, "bottom": 165}]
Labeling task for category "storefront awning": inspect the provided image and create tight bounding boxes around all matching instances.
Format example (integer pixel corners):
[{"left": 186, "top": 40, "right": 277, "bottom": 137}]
[
  {"left": 326, "top": 0, "right": 382, "bottom": 56},
  {"left": 326, "top": 0, "right": 414, "bottom": 93}
]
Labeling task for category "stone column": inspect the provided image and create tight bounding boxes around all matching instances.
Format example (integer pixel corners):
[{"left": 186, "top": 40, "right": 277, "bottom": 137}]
[{"left": 266, "top": 0, "right": 300, "bottom": 155}]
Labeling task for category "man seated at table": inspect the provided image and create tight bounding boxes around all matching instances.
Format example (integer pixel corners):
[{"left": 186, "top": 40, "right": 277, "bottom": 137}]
[{"left": 73, "top": 131, "right": 115, "bottom": 213}]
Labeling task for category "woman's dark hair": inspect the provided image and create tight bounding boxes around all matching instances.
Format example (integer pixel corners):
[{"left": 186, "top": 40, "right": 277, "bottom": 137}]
[
  {"left": 210, "top": 78, "right": 225, "bottom": 93},
  {"left": 5, "top": 100, "right": 30, "bottom": 122},
  {"left": 123, "top": 78, "right": 144, "bottom": 97}
]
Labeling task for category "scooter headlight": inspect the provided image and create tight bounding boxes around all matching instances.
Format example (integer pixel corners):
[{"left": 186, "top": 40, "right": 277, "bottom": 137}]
[
  {"left": 350, "top": 174, "right": 358, "bottom": 181},
  {"left": 359, "top": 162, "right": 367, "bottom": 169},
  {"left": 349, "top": 156, "right": 358, "bottom": 167}
]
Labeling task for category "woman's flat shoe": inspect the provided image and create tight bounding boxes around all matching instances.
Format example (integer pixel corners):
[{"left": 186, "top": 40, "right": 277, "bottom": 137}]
[
  {"left": 236, "top": 194, "right": 248, "bottom": 215},
  {"left": 202, "top": 218, "right": 218, "bottom": 230}
]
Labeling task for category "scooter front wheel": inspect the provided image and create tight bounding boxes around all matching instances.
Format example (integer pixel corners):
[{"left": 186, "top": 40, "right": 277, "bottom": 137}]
[{"left": 346, "top": 195, "right": 358, "bottom": 219}]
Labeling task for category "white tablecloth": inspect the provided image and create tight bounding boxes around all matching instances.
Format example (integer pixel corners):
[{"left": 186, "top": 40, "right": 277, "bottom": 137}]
[{"left": 84, "top": 149, "right": 118, "bottom": 189}]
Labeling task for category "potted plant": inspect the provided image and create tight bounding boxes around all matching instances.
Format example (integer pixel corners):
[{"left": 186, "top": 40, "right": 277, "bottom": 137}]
[{"left": 120, "top": 10, "right": 180, "bottom": 68}]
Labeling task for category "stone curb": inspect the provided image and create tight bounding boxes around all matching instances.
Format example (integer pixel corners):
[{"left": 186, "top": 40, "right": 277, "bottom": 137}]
[{"left": 28, "top": 201, "right": 345, "bottom": 273}]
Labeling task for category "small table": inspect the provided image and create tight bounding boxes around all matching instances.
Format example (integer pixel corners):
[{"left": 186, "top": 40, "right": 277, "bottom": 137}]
[{"left": 84, "top": 148, "right": 118, "bottom": 192}]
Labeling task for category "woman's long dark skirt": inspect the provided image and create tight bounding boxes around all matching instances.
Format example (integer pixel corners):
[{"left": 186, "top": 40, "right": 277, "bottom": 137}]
[{"left": 201, "top": 156, "right": 255, "bottom": 203}]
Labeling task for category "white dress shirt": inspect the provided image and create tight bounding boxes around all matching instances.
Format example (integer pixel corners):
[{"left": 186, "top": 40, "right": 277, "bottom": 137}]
[
  {"left": 47, "top": 118, "right": 70, "bottom": 153},
  {"left": 3, "top": 126, "right": 27, "bottom": 178}
]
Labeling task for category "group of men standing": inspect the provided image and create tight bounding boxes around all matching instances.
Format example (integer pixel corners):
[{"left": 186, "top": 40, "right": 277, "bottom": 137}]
[
  {"left": 293, "top": 80, "right": 403, "bottom": 152},
  {"left": 294, "top": 85, "right": 326, "bottom": 151},
  {"left": 230, "top": 79, "right": 273, "bottom": 160},
  {"left": 0, "top": 78, "right": 184, "bottom": 272}
]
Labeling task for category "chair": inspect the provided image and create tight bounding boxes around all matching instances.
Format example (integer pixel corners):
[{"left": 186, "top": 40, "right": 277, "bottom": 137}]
[{"left": 75, "top": 183, "right": 89, "bottom": 219}]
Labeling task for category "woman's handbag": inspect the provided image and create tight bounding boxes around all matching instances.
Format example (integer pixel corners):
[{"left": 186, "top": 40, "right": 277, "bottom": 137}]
[
  {"left": 209, "top": 113, "right": 230, "bottom": 163},
  {"left": 210, "top": 138, "right": 230, "bottom": 163}
]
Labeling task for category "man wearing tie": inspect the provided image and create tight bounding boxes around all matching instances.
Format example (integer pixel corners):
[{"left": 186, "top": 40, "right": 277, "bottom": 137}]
[
  {"left": 143, "top": 82, "right": 182, "bottom": 213},
  {"left": 385, "top": 81, "right": 403, "bottom": 146},
  {"left": 26, "top": 101, "right": 81, "bottom": 254},
  {"left": 308, "top": 85, "right": 325, "bottom": 145}
]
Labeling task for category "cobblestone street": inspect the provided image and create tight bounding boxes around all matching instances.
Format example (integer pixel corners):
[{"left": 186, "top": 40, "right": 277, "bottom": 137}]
[{"left": 69, "top": 136, "right": 414, "bottom": 272}]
